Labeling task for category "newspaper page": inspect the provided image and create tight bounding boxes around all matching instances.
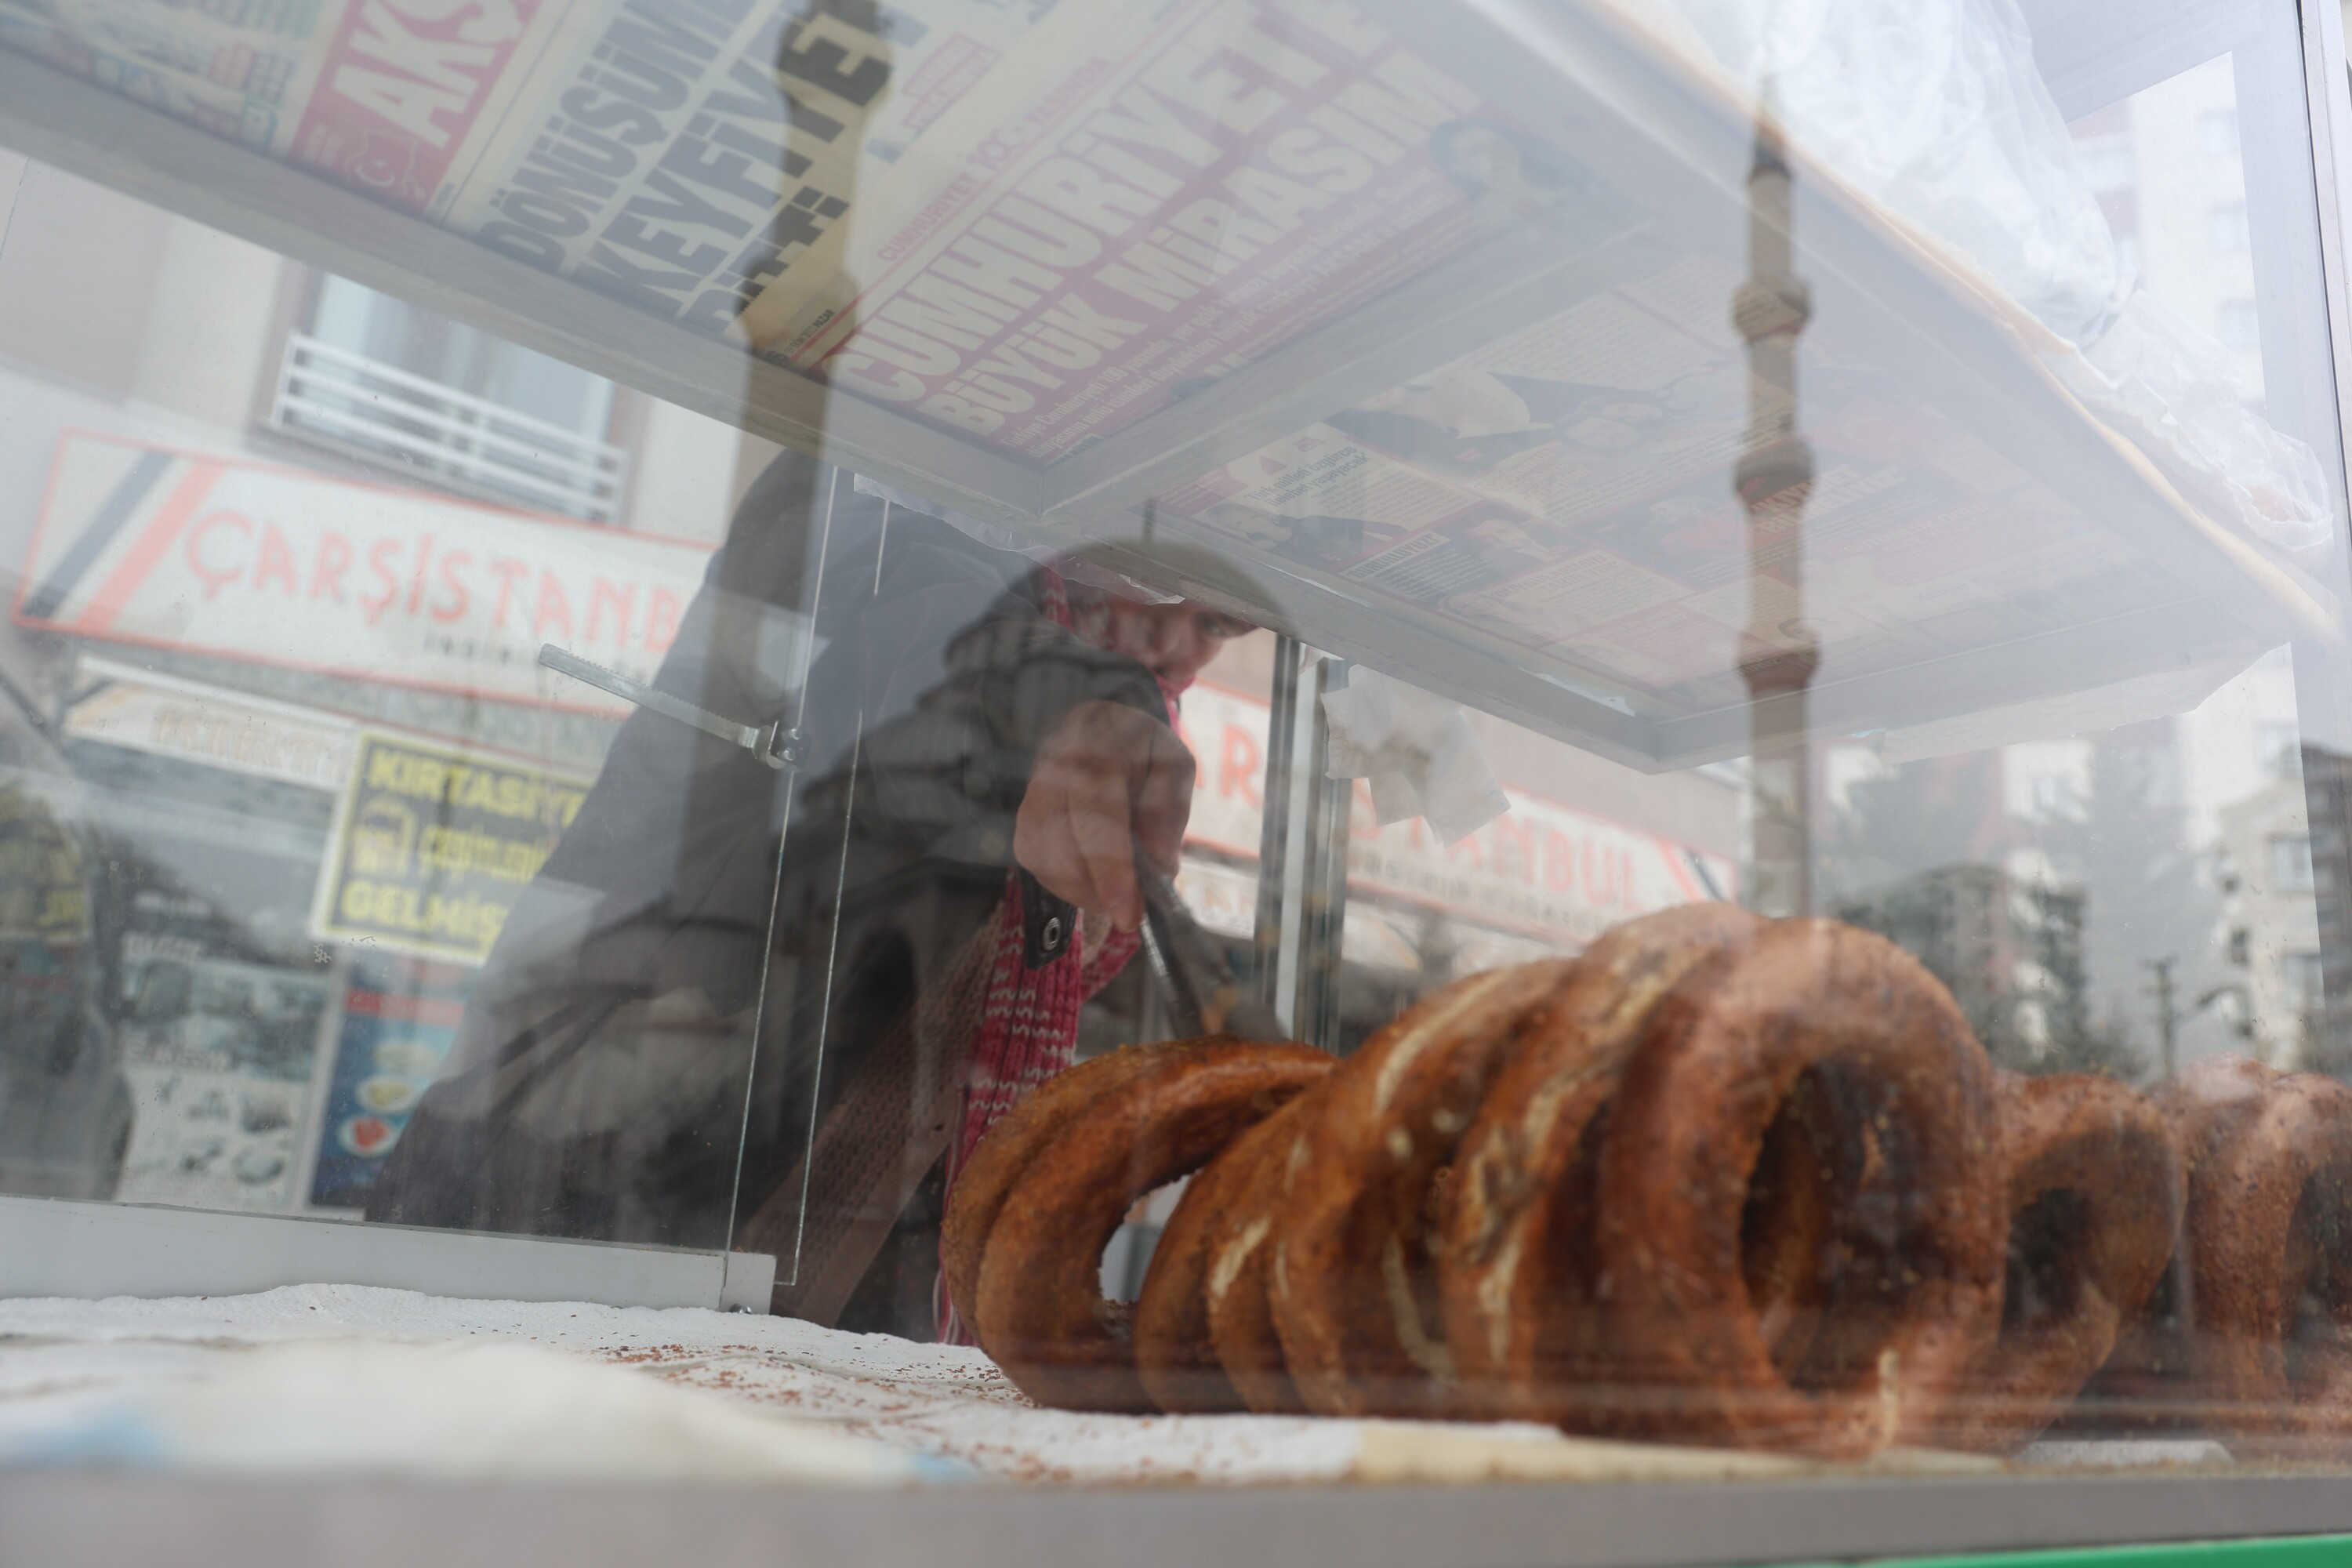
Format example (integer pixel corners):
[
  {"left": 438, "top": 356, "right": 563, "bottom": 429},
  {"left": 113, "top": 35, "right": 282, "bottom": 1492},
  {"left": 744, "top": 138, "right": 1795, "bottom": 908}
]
[
  {"left": 0, "top": 1, "right": 2257, "bottom": 738},
  {"left": 0, "top": 0, "right": 332, "bottom": 151},
  {"left": 3, "top": 0, "right": 1535, "bottom": 426},
  {"left": 1146, "top": 252, "right": 2159, "bottom": 719},
  {"left": 0, "top": 0, "right": 570, "bottom": 212},
  {"left": 0, "top": 0, "right": 1051, "bottom": 279},
  {"left": 741, "top": 0, "right": 1540, "bottom": 462},
  {"left": 434, "top": 0, "right": 1058, "bottom": 328}
]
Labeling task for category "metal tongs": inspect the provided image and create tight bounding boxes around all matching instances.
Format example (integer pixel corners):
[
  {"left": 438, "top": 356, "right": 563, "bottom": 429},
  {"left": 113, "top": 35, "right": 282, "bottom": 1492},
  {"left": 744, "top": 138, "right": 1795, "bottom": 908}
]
[
  {"left": 539, "top": 644, "right": 802, "bottom": 771},
  {"left": 1134, "top": 859, "right": 1286, "bottom": 1043}
]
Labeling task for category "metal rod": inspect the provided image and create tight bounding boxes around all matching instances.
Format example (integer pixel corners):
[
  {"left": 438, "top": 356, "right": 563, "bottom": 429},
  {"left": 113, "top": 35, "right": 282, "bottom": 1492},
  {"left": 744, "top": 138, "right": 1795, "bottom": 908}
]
[
  {"left": 538, "top": 644, "right": 800, "bottom": 771},
  {"left": 750, "top": 463, "right": 842, "bottom": 1276},
  {"left": 2148, "top": 956, "right": 2180, "bottom": 1080},
  {"left": 1138, "top": 884, "right": 1210, "bottom": 1039},
  {"left": 1250, "top": 634, "right": 1304, "bottom": 1011},
  {"left": 1297, "top": 658, "right": 1352, "bottom": 1052},
  {"left": 539, "top": 644, "right": 760, "bottom": 750}
]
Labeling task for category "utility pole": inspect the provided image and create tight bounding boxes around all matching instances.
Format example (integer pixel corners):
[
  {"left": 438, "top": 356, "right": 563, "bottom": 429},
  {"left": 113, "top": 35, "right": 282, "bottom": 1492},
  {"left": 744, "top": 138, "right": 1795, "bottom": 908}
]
[
  {"left": 1737, "top": 100, "right": 1818, "bottom": 918},
  {"left": 2147, "top": 956, "right": 2179, "bottom": 1080}
]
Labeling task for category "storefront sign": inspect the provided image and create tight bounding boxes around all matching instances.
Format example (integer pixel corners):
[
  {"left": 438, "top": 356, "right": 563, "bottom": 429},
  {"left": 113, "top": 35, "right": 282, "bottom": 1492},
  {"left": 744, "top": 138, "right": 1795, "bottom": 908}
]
[
  {"left": 307, "top": 955, "right": 472, "bottom": 1211},
  {"left": 1174, "top": 681, "right": 1735, "bottom": 949},
  {"left": 64, "top": 659, "right": 358, "bottom": 793},
  {"left": 20, "top": 432, "right": 713, "bottom": 710},
  {"left": 0, "top": 783, "right": 92, "bottom": 946},
  {"left": 112, "top": 935, "right": 334, "bottom": 1214},
  {"left": 310, "top": 731, "right": 589, "bottom": 965}
]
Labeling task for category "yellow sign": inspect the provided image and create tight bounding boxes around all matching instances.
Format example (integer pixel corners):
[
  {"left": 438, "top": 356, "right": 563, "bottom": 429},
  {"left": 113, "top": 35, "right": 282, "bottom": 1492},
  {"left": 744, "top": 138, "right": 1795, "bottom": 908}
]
[
  {"left": 0, "top": 784, "right": 88, "bottom": 944},
  {"left": 311, "top": 733, "right": 588, "bottom": 965}
]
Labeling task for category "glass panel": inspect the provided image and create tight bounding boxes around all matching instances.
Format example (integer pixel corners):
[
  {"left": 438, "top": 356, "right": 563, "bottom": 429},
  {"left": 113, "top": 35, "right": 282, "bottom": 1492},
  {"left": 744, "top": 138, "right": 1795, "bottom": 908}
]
[
  {"left": 4, "top": 0, "right": 2352, "bottom": 1489},
  {"left": 0, "top": 164, "right": 753, "bottom": 1232}
]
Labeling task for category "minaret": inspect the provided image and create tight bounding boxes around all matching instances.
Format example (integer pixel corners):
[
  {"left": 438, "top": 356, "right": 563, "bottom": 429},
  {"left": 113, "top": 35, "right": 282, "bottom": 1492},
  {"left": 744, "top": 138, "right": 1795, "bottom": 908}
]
[{"left": 1733, "top": 107, "right": 1818, "bottom": 918}]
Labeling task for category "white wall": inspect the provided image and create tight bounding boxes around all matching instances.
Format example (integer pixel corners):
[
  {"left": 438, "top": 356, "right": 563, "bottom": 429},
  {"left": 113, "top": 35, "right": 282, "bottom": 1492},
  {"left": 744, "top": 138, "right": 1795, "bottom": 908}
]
[
  {"left": 626, "top": 399, "right": 741, "bottom": 543},
  {"left": 127, "top": 216, "right": 285, "bottom": 433}
]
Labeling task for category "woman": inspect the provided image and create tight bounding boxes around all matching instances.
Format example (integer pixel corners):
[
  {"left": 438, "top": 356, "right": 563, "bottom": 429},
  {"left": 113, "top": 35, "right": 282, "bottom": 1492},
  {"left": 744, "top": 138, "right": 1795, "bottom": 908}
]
[{"left": 370, "top": 450, "right": 1250, "bottom": 1338}]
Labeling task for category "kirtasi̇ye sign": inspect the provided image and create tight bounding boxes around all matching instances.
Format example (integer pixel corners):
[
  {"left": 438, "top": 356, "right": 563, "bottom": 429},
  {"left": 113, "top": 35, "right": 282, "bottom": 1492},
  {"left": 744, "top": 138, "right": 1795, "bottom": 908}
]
[{"left": 311, "top": 731, "right": 588, "bottom": 965}]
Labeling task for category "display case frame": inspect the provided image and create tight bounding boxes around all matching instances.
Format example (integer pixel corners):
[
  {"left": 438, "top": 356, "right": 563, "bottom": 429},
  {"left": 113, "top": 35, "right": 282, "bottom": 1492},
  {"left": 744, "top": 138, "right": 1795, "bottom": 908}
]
[
  {"left": 9, "top": 4, "right": 2352, "bottom": 1563},
  {"left": 13, "top": 1465, "right": 2352, "bottom": 1568}
]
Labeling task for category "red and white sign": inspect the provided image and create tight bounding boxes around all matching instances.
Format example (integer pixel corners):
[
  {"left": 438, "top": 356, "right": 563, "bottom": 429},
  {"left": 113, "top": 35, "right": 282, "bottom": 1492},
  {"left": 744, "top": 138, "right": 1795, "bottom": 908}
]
[
  {"left": 21, "top": 433, "right": 713, "bottom": 711},
  {"left": 1174, "top": 681, "right": 1737, "bottom": 950},
  {"left": 292, "top": 0, "right": 553, "bottom": 214}
]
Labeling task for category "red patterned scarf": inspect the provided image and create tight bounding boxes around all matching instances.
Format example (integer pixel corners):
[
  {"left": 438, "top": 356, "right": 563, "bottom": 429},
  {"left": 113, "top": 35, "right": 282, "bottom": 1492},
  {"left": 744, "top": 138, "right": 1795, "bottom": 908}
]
[{"left": 938, "top": 567, "right": 1185, "bottom": 1339}]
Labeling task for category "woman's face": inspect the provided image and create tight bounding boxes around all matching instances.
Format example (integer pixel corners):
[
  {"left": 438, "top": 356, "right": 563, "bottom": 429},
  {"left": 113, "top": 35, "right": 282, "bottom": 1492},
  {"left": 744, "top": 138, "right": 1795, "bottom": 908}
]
[{"left": 1103, "top": 598, "right": 1254, "bottom": 688}]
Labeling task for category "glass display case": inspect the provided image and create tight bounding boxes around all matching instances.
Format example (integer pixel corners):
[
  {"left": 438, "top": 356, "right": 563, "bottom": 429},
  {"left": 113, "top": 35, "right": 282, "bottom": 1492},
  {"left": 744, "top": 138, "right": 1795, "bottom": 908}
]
[{"left": 8, "top": 0, "right": 2352, "bottom": 1562}]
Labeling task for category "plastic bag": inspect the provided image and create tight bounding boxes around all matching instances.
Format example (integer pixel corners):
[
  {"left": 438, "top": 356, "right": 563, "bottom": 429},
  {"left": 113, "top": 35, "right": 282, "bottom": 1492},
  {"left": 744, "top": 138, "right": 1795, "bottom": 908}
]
[
  {"left": 1653, "top": 0, "right": 2333, "bottom": 560},
  {"left": 1323, "top": 668, "right": 1509, "bottom": 845},
  {"left": 2053, "top": 291, "right": 2334, "bottom": 556},
  {"left": 1666, "top": 0, "right": 2121, "bottom": 341}
]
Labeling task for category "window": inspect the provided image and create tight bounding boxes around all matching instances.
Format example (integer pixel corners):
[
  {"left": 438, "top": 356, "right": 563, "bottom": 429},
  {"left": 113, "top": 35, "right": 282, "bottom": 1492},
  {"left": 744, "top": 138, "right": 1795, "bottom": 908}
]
[
  {"left": 270, "top": 276, "right": 628, "bottom": 523},
  {"left": 2071, "top": 132, "right": 2136, "bottom": 194},
  {"left": 2210, "top": 201, "right": 2251, "bottom": 252},
  {"left": 2217, "top": 299, "right": 2263, "bottom": 354},
  {"left": 2200, "top": 107, "right": 2241, "bottom": 157},
  {"left": 2272, "top": 834, "right": 2316, "bottom": 893},
  {"left": 2260, "top": 721, "right": 2303, "bottom": 778},
  {"left": 2285, "top": 952, "right": 2326, "bottom": 1013}
]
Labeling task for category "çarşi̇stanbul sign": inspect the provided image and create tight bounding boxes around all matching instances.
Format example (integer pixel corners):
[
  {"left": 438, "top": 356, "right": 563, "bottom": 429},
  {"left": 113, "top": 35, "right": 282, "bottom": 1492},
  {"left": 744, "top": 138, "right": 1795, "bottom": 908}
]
[
  {"left": 1173, "top": 681, "right": 1738, "bottom": 946},
  {"left": 19, "top": 432, "right": 714, "bottom": 712}
]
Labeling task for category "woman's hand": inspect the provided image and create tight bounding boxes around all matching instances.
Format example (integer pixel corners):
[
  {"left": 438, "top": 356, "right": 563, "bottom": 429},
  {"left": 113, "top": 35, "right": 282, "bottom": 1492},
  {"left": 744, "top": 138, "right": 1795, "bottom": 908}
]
[{"left": 1014, "top": 700, "right": 1195, "bottom": 932}]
